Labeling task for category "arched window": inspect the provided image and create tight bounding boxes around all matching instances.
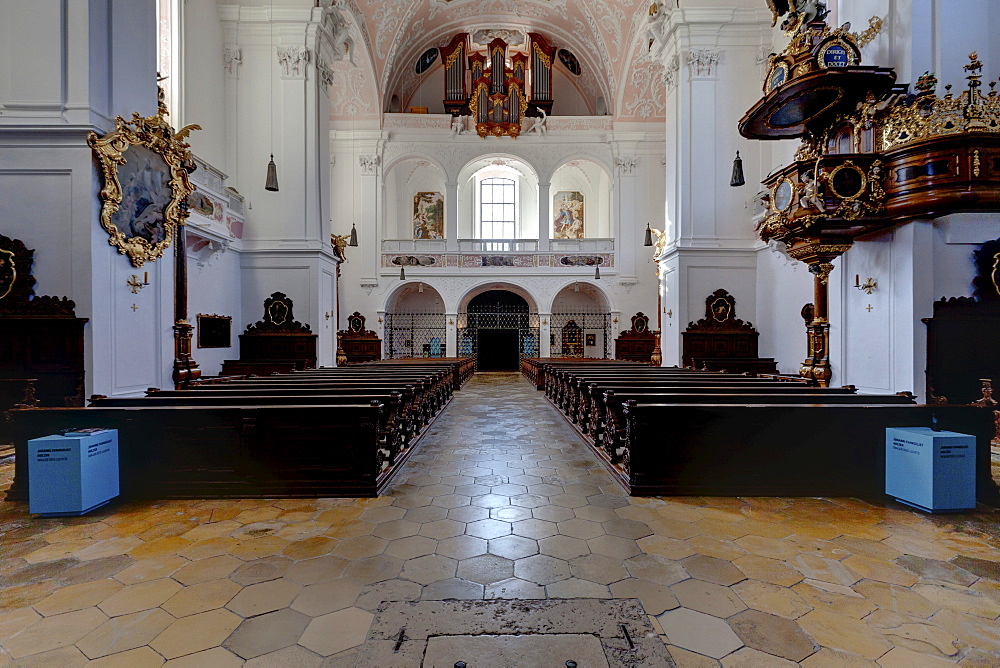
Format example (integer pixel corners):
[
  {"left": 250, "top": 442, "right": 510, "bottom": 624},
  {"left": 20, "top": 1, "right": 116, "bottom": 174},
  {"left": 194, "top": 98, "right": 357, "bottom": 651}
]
[{"left": 479, "top": 176, "right": 517, "bottom": 239}]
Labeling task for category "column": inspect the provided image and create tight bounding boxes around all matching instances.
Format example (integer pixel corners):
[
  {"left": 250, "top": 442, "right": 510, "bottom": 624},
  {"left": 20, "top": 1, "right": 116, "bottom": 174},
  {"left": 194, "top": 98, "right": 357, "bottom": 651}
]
[
  {"left": 539, "top": 314, "right": 551, "bottom": 357},
  {"left": 445, "top": 181, "right": 459, "bottom": 252},
  {"left": 358, "top": 151, "right": 380, "bottom": 283},
  {"left": 446, "top": 312, "right": 458, "bottom": 357},
  {"left": 537, "top": 182, "right": 551, "bottom": 252},
  {"left": 613, "top": 149, "right": 638, "bottom": 280}
]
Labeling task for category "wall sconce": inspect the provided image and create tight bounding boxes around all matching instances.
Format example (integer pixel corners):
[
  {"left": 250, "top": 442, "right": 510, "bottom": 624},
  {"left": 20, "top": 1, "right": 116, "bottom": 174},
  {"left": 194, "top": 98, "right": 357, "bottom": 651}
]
[
  {"left": 127, "top": 272, "right": 150, "bottom": 294},
  {"left": 854, "top": 275, "right": 877, "bottom": 294},
  {"left": 324, "top": 312, "right": 331, "bottom": 320},
  {"left": 448, "top": 318, "right": 455, "bottom": 325},
  {"left": 613, "top": 317, "right": 619, "bottom": 324},
  {"left": 542, "top": 318, "right": 548, "bottom": 325}
]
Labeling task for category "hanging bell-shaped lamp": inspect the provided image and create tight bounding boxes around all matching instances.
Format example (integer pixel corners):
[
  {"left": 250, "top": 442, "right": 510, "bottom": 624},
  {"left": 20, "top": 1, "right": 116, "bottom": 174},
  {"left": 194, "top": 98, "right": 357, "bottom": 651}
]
[
  {"left": 265, "top": 154, "right": 279, "bottom": 192},
  {"left": 730, "top": 150, "right": 745, "bottom": 187},
  {"left": 349, "top": 223, "right": 359, "bottom": 247},
  {"left": 594, "top": 261, "right": 601, "bottom": 280},
  {"left": 399, "top": 265, "right": 406, "bottom": 281},
  {"left": 643, "top": 223, "right": 653, "bottom": 247}
]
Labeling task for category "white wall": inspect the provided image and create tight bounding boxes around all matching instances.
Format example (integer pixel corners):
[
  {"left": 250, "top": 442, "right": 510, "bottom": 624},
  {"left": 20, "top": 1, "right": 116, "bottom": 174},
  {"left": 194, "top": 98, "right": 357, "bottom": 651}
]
[{"left": 182, "top": 0, "right": 228, "bottom": 169}]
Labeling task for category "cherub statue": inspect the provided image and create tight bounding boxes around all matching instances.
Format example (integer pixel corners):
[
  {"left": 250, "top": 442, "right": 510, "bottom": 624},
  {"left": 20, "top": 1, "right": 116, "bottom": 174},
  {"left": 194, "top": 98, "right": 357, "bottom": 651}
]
[
  {"left": 527, "top": 109, "right": 548, "bottom": 136},
  {"left": 449, "top": 115, "right": 467, "bottom": 138},
  {"left": 646, "top": 2, "right": 669, "bottom": 49},
  {"left": 798, "top": 169, "right": 826, "bottom": 212},
  {"left": 765, "top": 0, "right": 828, "bottom": 32}
]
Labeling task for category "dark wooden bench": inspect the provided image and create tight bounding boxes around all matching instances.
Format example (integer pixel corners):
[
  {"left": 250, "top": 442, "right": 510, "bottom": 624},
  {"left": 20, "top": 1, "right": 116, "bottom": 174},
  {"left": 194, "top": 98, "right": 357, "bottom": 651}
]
[
  {"left": 617, "top": 401, "right": 998, "bottom": 500},
  {"left": 8, "top": 403, "right": 394, "bottom": 500}
]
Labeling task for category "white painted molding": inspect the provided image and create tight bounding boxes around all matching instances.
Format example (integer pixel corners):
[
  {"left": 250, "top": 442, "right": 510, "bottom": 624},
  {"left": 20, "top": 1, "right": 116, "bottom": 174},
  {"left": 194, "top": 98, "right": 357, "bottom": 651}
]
[
  {"left": 359, "top": 153, "right": 379, "bottom": 175},
  {"left": 277, "top": 46, "right": 311, "bottom": 79},
  {"left": 223, "top": 45, "right": 242, "bottom": 79},
  {"left": 686, "top": 49, "right": 722, "bottom": 77}
]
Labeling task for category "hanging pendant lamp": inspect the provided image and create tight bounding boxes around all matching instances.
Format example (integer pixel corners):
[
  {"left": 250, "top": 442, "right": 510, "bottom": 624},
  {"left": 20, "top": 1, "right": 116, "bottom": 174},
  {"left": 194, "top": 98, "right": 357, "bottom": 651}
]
[
  {"left": 399, "top": 265, "right": 406, "bottom": 281},
  {"left": 594, "top": 261, "right": 601, "bottom": 280},
  {"left": 265, "top": 154, "right": 279, "bottom": 191},
  {"left": 349, "top": 223, "right": 359, "bottom": 247},
  {"left": 730, "top": 150, "right": 745, "bottom": 187},
  {"left": 643, "top": 223, "right": 653, "bottom": 247}
]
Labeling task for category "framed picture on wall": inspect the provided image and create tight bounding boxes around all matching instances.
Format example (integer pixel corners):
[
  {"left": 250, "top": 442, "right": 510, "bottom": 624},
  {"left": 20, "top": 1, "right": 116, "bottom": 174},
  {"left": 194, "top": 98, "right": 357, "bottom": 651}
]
[
  {"left": 197, "top": 314, "right": 232, "bottom": 348},
  {"left": 413, "top": 192, "right": 444, "bottom": 239},
  {"left": 585, "top": 334, "right": 596, "bottom": 347},
  {"left": 88, "top": 99, "right": 199, "bottom": 267},
  {"left": 553, "top": 191, "right": 584, "bottom": 239}
]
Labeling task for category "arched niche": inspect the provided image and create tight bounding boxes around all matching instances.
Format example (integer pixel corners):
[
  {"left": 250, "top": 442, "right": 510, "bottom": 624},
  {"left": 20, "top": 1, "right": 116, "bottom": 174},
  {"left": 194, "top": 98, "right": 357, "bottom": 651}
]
[
  {"left": 382, "top": 281, "right": 447, "bottom": 360},
  {"left": 457, "top": 156, "right": 539, "bottom": 240},
  {"left": 549, "top": 281, "right": 613, "bottom": 359},
  {"left": 549, "top": 281, "right": 611, "bottom": 313},
  {"left": 383, "top": 157, "right": 448, "bottom": 241},
  {"left": 384, "top": 281, "right": 446, "bottom": 314},
  {"left": 548, "top": 159, "right": 613, "bottom": 239}
]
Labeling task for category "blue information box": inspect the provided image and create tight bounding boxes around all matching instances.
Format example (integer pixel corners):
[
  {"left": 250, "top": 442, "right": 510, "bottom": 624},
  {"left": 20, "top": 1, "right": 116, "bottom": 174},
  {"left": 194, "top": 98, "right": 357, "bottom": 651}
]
[
  {"left": 885, "top": 427, "right": 976, "bottom": 513},
  {"left": 28, "top": 429, "right": 120, "bottom": 516}
]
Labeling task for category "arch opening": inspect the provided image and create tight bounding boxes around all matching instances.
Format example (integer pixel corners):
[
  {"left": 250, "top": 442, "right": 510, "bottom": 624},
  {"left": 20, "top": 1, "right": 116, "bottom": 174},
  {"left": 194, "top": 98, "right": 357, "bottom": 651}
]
[
  {"left": 458, "top": 286, "right": 539, "bottom": 371},
  {"left": 549, "top": 282, "right": 613, "bottom": 359},
  {"left": 383, "top": 282, "right": 446, "bottom": 360}
]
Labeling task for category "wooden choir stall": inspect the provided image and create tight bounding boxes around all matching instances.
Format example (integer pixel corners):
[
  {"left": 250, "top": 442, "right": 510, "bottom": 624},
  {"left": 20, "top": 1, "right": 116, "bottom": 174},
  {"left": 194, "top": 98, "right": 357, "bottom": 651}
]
[
  {"left": 338, "top": 312, "right": 382, "bottom": 365},
  {"left": 0, "top": 235, "right": 87, "bottom": 423},
  {"left": 221, "top": 292, "right": 317, "bottom": 376},
  {"left": 615, "top": 312, "right": 658, "bottom": 364},
  {"left": 682, "top": 290, "right": 778, "bottom": 374}
]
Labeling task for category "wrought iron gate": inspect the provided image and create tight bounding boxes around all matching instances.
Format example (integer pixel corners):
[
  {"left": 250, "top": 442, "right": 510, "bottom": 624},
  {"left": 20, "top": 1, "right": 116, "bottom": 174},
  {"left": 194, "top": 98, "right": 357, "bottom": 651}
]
[
  {"left": 550, "top": 311, "right": 613, "bottom": 359},
  {"left": 458, "top": 306, "right": 540, "bottom": 369},
  {"left": 384, "top": 313, "right": 447, "bottom": 359}
]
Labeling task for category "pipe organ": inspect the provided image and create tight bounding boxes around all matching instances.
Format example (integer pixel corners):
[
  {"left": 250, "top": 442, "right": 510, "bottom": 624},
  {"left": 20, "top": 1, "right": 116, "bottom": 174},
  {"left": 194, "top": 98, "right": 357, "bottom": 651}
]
[
  {"left": 440, "top": 34, "right": 469, "bottom": 117},
  {"left": 438, "top": 32, "right": 556, "bottom": 139}
]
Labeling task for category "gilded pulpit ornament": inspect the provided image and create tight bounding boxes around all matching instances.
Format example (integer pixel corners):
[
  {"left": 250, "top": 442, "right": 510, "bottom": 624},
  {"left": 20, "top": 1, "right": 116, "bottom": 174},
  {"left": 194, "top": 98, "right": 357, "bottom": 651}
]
[{"left": 88, "top": 88, "right": 201, "bottom": 267}]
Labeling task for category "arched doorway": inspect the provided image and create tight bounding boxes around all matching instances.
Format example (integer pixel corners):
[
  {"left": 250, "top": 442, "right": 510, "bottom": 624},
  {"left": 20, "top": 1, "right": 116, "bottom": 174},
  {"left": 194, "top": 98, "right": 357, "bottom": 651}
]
[{"left": 460, "top": 290, "right": 539, "bottom": 371}]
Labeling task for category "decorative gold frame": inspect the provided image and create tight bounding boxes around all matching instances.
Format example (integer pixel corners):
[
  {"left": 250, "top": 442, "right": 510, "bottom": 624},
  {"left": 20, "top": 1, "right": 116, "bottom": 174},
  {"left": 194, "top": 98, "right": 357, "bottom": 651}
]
[
  {"left": 817, "top": 40, "right": 857, "bottom": 69},
  {"left": 827, "top": 161, "right": 868, "bottom": 200},
  {"left": 88, "top": 96, "right": 200, "bottom": 267},
  {"left": 767, "top": 62, "right": 790, "bottom": 92},
  {"left": 772, "top": 178, "right": 796, "bottom": 211}
]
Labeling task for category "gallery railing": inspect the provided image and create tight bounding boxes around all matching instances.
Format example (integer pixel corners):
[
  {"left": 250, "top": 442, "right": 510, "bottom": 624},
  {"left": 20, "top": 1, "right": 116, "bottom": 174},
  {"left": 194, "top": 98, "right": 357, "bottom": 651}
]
[
  {"left": 383, "top": 312, "right": 447, "bottom": 359},
  {"left": 549, "top": 311, "right": 613, "bottom": 359}
]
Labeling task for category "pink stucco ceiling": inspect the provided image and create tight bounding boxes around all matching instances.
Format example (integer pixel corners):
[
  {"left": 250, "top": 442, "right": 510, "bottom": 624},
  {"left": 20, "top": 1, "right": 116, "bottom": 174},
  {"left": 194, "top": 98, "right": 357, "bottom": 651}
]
[{"left": 333, "top": 0, "right": 665, "bottom": 122}]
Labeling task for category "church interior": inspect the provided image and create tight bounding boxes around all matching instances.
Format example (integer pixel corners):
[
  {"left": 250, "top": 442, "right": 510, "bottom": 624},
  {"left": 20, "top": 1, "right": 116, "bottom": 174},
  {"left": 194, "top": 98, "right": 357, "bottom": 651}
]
[{"left": 2, "top": 0, "right": 1000, "bottom": 665}]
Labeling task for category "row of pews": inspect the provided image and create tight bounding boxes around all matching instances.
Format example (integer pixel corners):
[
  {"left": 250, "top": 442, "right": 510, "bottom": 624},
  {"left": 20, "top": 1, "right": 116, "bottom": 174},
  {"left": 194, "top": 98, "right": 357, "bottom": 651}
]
[
  {"left": 7, "top": 359, "right": 473, "bottom": 501},
  {"left": 523, "top": 358, "right": 998, "bottom": 501}
]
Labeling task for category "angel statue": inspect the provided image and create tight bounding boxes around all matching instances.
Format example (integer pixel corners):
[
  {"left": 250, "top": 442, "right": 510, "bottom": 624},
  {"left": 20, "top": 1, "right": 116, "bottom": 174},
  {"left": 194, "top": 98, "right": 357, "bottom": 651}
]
[
  {"left": 765, "top": 0, "right": 828, "bottom": 32},
  {"left": 527, "top": 109, "right": 548, "bottom": 136}
]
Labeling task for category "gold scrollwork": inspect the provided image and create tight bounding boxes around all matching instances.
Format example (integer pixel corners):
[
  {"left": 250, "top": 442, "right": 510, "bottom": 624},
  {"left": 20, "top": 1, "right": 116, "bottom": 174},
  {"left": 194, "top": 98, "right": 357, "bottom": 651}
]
[
  {"left": 445, "top": 43, "right": 464, "bottom": 69},
  {"left": 88, "top": 93, "right": 200, "bottom": 267},
  {"left": 532, "top": 42, "right": 552, "bottom": 68}
]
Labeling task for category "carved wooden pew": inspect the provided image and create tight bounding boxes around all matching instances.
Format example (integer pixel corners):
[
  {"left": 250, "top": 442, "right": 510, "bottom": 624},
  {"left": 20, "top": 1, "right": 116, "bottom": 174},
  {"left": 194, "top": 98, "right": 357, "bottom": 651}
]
[
  {"left": 616, "top": 401, "right": 998, "bottom": 500},
  {"left": 595, "top": 389, "right": 916, "bottom": 458},
  {"left": 8, "top": 403, "right": 393, "bottom": 500},
  {"left": 90, "top": 392, "right": 413, "bottom": 462},
  {"left": 578, "top": 384, "right": 865, "bottom": 436}
]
